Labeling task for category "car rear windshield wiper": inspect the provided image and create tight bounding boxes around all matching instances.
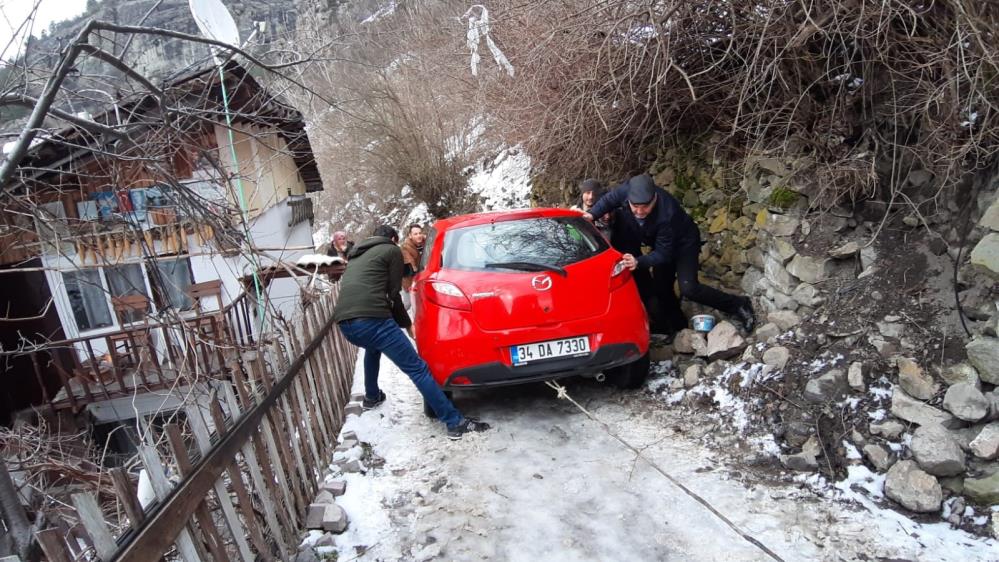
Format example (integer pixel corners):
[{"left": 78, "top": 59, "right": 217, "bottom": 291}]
[{"left": 484, "top": 261, "right": 568, "bottom": 277}]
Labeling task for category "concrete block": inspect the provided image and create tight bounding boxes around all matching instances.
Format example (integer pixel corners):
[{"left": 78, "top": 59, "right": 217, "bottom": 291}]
[
  {"left": 321, "top": 503, "right": 349, "bottom": 533},
  {"left": 344, "top": 402, "right": 362, "bottom": 417},
  {"left": 320, "top": 480, "right": 347, "bottom": 497}
]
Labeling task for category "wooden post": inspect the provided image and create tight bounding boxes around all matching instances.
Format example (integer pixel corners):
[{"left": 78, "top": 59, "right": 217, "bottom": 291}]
[
  {"left": 35, "top": 529, "right": 72, "bottom": 562},
  {"left": 163, "top": 424, "right": 228, "bottom": 562},
  {"left": 71, "top": 493, "right": 117, "bottom": 561},
  {"left": 135, "top": 445, "right": 204, "bottom": 562},
  {"left": 109, "top": 468, "right": 144, "bottom": 527},
  {"left": 185, "top": 405, "right": 255, "bottom": 562}
]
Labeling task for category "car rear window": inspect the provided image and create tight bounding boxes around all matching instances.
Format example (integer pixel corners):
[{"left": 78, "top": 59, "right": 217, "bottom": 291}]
[{"left": 442, "top": 216, "right": 609, "bottom": 271}]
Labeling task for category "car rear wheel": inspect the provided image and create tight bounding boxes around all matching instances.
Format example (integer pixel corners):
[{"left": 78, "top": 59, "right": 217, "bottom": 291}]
[
  {"left": 423, "top": 391, "right": 453, "bottom": 418},
  {"left": 606, "top": 353, "right": 650, "bottom": 389}
]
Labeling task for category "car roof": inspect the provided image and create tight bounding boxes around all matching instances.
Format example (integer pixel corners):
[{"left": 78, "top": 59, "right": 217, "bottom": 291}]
[{"left": 432, "top": 207, "right": 582, "bottom": 232}]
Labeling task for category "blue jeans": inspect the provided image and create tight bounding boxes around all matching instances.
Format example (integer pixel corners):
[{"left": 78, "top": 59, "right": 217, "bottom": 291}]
[{"left": 338, "top": 317, "right": 463, "bottom": 428}]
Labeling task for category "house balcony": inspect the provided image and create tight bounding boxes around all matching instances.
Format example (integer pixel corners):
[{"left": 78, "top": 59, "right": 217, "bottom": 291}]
[{"left": 11, "top": 289, "right": 261, "bottom": 415}]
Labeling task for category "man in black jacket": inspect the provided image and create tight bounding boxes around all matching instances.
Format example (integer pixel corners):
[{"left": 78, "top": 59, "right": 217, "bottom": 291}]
[
  {"left": 333, "top": 225, "right": 490, "bottom": 440},
  {"left": 584, "top": 174, "right": 756, "bottom": 335}
]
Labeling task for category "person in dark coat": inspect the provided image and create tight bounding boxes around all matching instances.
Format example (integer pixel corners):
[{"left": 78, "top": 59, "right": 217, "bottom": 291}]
[
  {"left": 333, "top": 225, "right": 490, "bottom": 440},
  {"left": 571, "top": 179, "right": 613, "bottom": 238},
  {"left": 584, "top": 174, "right": 756, "bottom": 335}
]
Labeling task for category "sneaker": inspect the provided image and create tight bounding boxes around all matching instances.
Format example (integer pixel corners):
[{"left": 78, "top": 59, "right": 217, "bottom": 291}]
[
  {"left": 734, "top": 298, "right": 757, "bottom": 333},
  {"left": 362, "top": 390, "right": 386, "bottom": 410},
  {"left": 447, "top": 417, "right": 491, "bottom": 440}
]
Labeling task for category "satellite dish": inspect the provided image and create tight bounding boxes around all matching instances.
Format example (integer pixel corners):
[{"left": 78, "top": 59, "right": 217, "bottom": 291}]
[{"left": 189, "top": 0, "right": 240, "bottom": 48}]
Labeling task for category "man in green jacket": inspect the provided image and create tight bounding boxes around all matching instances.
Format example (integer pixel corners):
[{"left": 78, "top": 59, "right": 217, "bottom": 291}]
[{"left": 333, "top": 225, "right": 491, "bottom": 440}]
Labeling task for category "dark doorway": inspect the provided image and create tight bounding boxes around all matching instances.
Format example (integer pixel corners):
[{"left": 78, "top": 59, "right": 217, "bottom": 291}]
[{"left": 0, "top": 259, "right": 70, "bottom": 425}]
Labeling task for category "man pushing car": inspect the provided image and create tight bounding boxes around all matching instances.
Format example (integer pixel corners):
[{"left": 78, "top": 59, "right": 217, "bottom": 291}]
[
  {"left": 333, "top": 225, "right": 491, "bottom": 440},
  {"left": 583, "top": 173, "right": 756, "bottom": 338}
]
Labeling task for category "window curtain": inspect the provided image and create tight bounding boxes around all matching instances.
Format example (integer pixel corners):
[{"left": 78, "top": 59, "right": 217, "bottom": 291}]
[{"left": 64, "top": 270, "right": 112, "bottom": 332}]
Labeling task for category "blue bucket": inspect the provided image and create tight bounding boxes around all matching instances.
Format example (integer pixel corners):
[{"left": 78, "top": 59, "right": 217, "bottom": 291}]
[{"left": 691, "top": 314, "right": 716, "bottom": 333}]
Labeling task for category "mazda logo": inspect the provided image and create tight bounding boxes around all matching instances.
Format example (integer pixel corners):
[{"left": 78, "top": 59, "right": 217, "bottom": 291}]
[{"left": 531, "top": 275, "right": 552, "bottom": 291}]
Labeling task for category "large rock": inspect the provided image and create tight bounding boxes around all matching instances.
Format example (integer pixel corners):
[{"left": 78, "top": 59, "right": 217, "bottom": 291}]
[
  {"left": 941, "top": 362, "right": 980, "bottom": 387},
  {"left": 757, "top": 210, "right": 800, "bottom": 237},
  {"left": 741, "top": 268, "right": 765, "bottom": 296},
  {"left": 966, "top": 337, "right": 999, "bottom": 384},
  {"left": 828, "top": 241, "right": 860, "bottom": 259},
  {"left": 890, "top": 387, "right": 963, "bottom": 429},
  {"left": 969, "top": 422, "right": 999, "bottom": 460},
  {"left": 896, "top": 358, "right": 938, "bottom": 400},
  {"left": 683, "top": 364, "right": 702, "bottom": 388},
  {"left": 767, "top": 310, "right": 801, "bottom": 331},
  {"left": 980, "top": 197, "right": 999, "bottom": 231},
  {"left": 884, "top": 460, "right": 942, "bottom": 513},
  {"left": 942, "top": 383, "right": 989, "bottom": 422},
  {"left": 787, "top": 254, "right": 831, "bottom": 284},
  {"left": 768, "top": 237, "right": 797, "bottom": 264},
  {"left": 847, "top": 362, "right": 865, "bottom": 392},
  {"left": 764, "top": 254, "right": 797, "bottom": 293},
  {"left": 910, "top": 426, "right": 966, "bottom": 476},
  {"left": 969, "top": 233, "right": 999, "bottom": 275},
  {"left": 754, "top": 322, "right": 781, "bottom": 342},
  {"left": 791, "top": 282, "right": 824, "bottom": 307},
  {"left": 863, "top": 443, "right": 894, "bottom": 472},
  {"left": 870, "top": 420, "right": 905, "bottom": 439},
  {"left": 703, "top": 321, "right": 747, "bottom": 360},
  {"left": 762, "top": 346, "right": 790, "bottom": 370},
  {"left": 673, "top": 329, "right": 702, "bottom": 354},
  {"left": 804, "top": 369, "right": 848, "bottom": 403},
  {"left": 963, "top": 471, "right": 999, "bottom": 506}
]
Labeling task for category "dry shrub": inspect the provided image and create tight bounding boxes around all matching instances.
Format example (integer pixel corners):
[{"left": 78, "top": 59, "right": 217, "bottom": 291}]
[
  {"left": 474, "top": 0, "right": 999, "bottom": 208},
  {"left": 293, "top": 1, "right": 486, "bottom": 232}
]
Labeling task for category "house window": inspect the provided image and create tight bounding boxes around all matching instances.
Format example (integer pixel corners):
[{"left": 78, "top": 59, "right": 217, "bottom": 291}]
[
  {"left": 149, "top": 258, "right": 194, "bottom": 310},
  {"left": 106, "top": 264, "right": 149, "bottom": 324},
  {"left": 63, "top": 269, "right": 113, "bottom": 331}
]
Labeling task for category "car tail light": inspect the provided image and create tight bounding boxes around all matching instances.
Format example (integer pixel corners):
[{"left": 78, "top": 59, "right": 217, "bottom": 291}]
[
  {"left": 610, "top": 259, "right": 631, "bottom": 290},
  {"left": 426, "top": 281, "right": 472, "bottom": 311},
  {"left": 451, "top": 376, "right": 472, "bottom": 385}
]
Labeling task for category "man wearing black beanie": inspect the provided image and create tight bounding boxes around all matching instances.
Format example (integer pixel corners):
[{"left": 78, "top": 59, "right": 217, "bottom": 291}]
[{"left": 584, "top": 174, "right": 756, "bottom": 336}]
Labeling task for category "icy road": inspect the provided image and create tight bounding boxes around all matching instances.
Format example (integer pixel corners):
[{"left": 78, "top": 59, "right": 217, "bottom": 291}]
[{"left": 306, "top": 355, "right": 997, "bottom": 562}]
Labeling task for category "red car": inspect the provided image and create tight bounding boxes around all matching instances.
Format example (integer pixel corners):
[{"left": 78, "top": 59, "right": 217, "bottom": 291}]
[{"left": 412, "top": 208, "right": 650, "bottom": 407}]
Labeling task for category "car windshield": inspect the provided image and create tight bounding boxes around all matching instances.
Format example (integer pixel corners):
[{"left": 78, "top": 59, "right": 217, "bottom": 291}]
[{"left": 442, "top": 216, "right": 609, "bottom": 272}]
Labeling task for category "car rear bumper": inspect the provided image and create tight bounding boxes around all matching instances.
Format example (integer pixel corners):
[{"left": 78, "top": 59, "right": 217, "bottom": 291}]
[{"left": 443, "top": 342, "right": 643, "bottom": 389}]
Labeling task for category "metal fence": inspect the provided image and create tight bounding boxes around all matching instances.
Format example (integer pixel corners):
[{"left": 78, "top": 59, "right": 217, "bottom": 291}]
[{"left": 25, "top": 287, "right": 357, "bottom": 561}]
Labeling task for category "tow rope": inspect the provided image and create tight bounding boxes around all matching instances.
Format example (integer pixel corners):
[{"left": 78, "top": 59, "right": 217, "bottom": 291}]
[{"left": 544, "top": 380, "right": 786, "bottom": 562}]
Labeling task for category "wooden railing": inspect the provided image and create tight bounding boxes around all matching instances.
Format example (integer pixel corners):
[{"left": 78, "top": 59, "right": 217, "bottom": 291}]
[
  {"left": 29, "top": 287, "right": 358, "bottom": 561},
  {"left": 3, "top": 290, "right": 260, "bottom": 413}
]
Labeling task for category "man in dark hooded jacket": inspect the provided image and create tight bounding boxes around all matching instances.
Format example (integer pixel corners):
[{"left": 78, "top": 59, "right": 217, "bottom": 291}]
[
  {"left": 334, "top": 225, "right": 490, "bottom": 440},
  {"left": 584, "top": 174, "right": 756, "bottom": 336}
]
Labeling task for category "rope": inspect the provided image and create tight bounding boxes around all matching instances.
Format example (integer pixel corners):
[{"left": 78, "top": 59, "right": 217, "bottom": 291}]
[{"left": 544, "top": 380, "right": 786, "bottom": 562}]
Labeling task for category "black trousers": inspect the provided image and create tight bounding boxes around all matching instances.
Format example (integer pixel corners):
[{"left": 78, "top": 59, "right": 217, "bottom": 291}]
[{"left": 633, "top": 241, "right": 745, "bottom": 334}]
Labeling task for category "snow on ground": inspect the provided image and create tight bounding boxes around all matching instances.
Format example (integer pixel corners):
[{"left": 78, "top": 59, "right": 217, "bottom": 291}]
[
  {"left": 314, "top": 355, "right": 997, "bottom": 561},
  {"left": 466, "top": 146, "right": 532, "bottom": 211}
]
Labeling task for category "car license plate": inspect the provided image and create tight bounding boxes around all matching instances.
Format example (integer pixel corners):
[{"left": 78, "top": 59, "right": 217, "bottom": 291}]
[{"left": 511, "top": 336, "right": 590, "bottom": 366}]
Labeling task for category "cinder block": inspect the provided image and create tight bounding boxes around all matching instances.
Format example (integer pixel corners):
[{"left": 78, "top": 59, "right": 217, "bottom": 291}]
[
  {"left": 314, "top": 490, "right": 335, "bottom": 505},
  {"left": 344, "top": 402, "right": 362, "bottom": 417},
  {"left": 320, "top": 480, "right": 347, "bottom": 497},
  {"left": 321, "top": 503, "right": 348, "bottom": 533},
  {"left": 304, "top": 503, "right": 326, "bottom": 529},
  {"left": 341, "top": 430, "right": 358, "bottom": 441},
  {"left": 350, "top": 392, "right": 365, "bottom": 403}
]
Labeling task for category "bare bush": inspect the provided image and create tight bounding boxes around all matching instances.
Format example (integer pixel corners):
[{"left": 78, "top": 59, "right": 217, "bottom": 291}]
[
  {"left": 472, "top": 0, "right": 998, "bottom": 208},
  {"left": 293, "top": 1, "right": 489, "bottom": 234}
]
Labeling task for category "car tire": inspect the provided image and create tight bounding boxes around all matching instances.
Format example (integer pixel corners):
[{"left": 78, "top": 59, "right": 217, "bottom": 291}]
[
  {"left": 606, "top": 353, "right": 650, "bottom": 389},
  {"left": 423, "top": 391, "right": 453, "bottom": 418}
]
